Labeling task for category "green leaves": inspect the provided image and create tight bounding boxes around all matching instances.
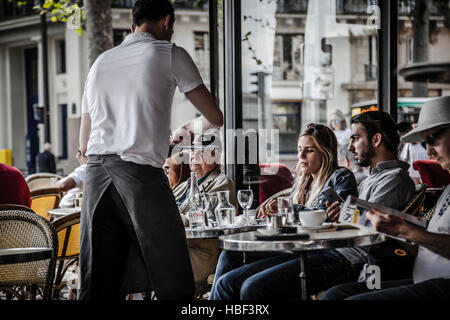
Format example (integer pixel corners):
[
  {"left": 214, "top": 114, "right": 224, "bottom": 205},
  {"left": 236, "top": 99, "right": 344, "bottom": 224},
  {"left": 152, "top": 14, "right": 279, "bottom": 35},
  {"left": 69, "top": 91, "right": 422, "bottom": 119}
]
[{"left": 32, "top": 0, "right": 86, "bottom": 35}]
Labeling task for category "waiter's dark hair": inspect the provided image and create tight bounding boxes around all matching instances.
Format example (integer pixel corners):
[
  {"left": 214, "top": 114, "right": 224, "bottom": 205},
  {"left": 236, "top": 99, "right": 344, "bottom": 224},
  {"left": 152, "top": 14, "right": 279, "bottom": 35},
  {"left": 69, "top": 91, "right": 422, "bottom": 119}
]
[
  {"left": 351, "top": 111, "right": 400, "bottom": 157},
  {"left": 132, "top": 0, "right": 175, "bottom": 27}
]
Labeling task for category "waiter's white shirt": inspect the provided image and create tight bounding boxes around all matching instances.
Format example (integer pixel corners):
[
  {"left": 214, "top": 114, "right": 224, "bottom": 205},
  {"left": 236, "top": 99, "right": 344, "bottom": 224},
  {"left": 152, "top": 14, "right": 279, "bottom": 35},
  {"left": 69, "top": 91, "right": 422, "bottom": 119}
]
[{"left": 82, "top": 32, "right": 203, "bottom": 167}]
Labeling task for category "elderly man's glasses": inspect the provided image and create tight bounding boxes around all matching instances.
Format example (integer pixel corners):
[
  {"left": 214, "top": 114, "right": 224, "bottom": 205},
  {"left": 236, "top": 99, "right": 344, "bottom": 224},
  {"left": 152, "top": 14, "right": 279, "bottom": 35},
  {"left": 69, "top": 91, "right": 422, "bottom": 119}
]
[{"left": 425, "top": 126, "right": 449, "bottom": 146}]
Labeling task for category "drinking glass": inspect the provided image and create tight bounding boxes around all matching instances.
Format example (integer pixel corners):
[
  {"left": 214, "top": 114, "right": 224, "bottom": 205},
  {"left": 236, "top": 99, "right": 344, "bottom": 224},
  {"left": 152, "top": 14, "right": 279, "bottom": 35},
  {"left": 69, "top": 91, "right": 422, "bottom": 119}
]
[
  {"left": 215, "top": 190, "right": 236, "bottom": 227},
  {"left": 207, "top": 193, "right": 219, "bottom": 227},
  {"left": 237, "top": 189, "right": 254, "bottom": 225},
  {"left": 199, "top": 193, "right": 212, "bottom": 228},
  {"left": 74, "top": 192, "right": 83, "bottom": 208},
  {"left": 277, "top": 196, "right": 294, "bottom": 225}
]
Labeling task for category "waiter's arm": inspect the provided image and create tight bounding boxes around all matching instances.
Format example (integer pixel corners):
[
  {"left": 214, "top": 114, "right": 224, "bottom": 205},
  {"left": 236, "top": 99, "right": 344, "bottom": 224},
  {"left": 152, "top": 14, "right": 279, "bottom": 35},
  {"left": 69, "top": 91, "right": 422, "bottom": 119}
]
[
  {"left": 171, "top": 84, "right": 223, "bottom": 144},
  {"left": 79, "top": 113, "right": 91, "bottom": 156}
]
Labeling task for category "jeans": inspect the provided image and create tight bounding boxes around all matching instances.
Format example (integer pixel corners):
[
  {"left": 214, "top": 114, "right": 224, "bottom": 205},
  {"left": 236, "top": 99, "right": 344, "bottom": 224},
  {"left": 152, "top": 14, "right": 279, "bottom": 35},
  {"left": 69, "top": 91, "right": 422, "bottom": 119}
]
[
  {"left": 321, "top": 278, "right": 450, "bottom": 300},
  {"left": 209, "top": 249, "right": 362, "bottom": 300}
]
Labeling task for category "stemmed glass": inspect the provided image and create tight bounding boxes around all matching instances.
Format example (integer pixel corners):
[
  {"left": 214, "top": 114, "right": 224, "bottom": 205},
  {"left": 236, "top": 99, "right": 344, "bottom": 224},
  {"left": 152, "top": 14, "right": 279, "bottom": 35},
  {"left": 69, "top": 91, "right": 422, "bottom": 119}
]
[{"left": 237, "top": 189, "right": 254, "bottom": 225}]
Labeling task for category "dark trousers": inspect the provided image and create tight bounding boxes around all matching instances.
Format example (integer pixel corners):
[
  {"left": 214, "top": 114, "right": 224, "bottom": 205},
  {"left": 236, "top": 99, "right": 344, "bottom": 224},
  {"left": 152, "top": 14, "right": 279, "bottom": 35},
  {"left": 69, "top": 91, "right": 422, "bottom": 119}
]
[
  {"left": 89, "top": 183, "right": 143, "bottom": 299},
  {"left": 321, "top": 278, "right": 450, "bottom": 300},
  {"left": 210, "top": 250, "right": 362, "bottom": 300},
  {"left": 77, "top": 155, "right": 195, "bottom": 300}
]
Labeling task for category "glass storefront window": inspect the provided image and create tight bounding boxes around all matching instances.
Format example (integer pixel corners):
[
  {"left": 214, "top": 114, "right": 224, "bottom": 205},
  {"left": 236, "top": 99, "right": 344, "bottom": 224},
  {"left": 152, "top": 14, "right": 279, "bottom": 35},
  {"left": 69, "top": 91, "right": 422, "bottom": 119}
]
[
  {"left": 240, "top": 0, "right": 379, "bottom": 174},
  {"left": 397, "top": 0, "right": 450, "bottom": 124}
]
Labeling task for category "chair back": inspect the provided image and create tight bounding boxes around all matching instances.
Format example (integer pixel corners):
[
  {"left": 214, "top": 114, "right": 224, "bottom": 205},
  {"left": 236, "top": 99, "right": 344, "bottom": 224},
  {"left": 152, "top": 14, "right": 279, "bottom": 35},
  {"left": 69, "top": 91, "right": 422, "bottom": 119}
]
[
  {"left": 30, "top": 188, "right": 62, "bottom": 221},
  {"left": 51, "top": 212, "right": 80, "bottom": 298},
  {"left": 402, "top": 184, "right": 427, "bottom": 217},
  {"left": 52, "top": 212, "right": 80, "bottom": 260},
  {"left": 26, "top": 173, "right": 63, "bottom": 191},
  {"left": 258, "top": 163, "right": 294, "bottom": 204},
  {"left": 413, "top": 160, "right": 450, "bottom": 188},
  {"left": 0, "top": 204, "right": 58, "bottom": 300}
]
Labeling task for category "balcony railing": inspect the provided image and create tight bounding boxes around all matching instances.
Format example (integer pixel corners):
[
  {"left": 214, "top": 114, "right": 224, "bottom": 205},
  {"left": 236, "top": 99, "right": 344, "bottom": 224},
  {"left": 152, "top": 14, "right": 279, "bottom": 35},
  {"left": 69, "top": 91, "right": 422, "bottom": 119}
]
[
  {"left": 111, "top": 0, "right": 208, "bottom": 10},
  {"left": 0, "top": 0, "right": 37, "bottom": 22}
]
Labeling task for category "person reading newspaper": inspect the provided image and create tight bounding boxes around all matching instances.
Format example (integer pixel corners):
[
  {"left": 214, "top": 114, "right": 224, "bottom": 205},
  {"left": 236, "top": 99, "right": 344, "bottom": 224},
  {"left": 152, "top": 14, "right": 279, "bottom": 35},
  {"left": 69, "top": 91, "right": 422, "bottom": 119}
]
[
  {"left": 322, "top": 96, "right": 450, "bottom": 300},
  {"left": 326, "top": 111, "right": 416, "bottom": 281}
]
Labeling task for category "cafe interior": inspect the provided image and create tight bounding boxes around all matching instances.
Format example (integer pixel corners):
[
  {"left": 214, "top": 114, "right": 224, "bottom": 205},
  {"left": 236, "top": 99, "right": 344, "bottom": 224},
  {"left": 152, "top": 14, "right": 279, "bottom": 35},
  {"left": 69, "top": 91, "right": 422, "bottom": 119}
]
[{"left": 1, "top": 0, "right": 450, "bottom": 301}]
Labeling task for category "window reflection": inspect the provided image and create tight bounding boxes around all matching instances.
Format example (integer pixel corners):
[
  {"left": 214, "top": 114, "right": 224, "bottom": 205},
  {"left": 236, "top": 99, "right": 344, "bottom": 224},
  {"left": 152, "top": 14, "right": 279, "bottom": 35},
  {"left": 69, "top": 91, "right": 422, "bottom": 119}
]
[{"left": 241, "top": 0, "right": 379, "bottom": 171}]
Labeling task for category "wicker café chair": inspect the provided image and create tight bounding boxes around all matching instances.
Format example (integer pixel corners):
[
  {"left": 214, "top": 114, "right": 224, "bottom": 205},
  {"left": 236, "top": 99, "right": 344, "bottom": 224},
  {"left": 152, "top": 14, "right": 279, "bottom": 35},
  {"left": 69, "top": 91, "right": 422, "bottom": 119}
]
[
  {"left": 0, "top": 205, "right": 58, "bottom": 300},
  {"left": 26, "top": 173, "right": 63, "bottom": 191},
  {"left": 51, "top": 211, "right": 80, "bottom": 300},
  {"left": 30, "top": 188, "right": 63, "bottom": 221},
  {"left": 402, "top": 184, "right": 427, "bottom": 217}
]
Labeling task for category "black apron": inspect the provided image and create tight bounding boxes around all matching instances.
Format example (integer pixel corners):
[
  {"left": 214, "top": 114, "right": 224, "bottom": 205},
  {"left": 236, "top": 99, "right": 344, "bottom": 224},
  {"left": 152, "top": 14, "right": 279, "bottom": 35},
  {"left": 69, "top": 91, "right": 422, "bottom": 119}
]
[{"left": 77, "top": 155, "right": 195, "bottom": 299}]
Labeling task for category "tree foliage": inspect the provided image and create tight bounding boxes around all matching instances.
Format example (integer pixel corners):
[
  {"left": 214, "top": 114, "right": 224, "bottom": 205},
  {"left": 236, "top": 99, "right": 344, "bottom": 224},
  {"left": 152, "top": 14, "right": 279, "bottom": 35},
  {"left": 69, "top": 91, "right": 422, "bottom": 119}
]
[{"left": 9, "top": 0, "right": 86, "bottom": 35}]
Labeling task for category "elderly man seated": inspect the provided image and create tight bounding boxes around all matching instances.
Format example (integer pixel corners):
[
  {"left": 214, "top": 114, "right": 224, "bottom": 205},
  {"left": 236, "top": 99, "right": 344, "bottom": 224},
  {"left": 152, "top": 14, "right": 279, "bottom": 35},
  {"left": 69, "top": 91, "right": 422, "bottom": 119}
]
[
  {"left": 322, "top": 95, "right": 450, "bottom": 300},
  {"left": 173, "top": 132, "right": 237, "bottom": 295}
]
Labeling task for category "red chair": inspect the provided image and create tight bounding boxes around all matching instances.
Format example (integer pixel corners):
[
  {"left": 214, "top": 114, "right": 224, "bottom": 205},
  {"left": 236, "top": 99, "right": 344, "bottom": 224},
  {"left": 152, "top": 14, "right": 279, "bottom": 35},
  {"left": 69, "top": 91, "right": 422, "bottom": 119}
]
[
  {"left": 258, "top": 163, "right": 294, "bottom": 204},
  {"left": 413, "top": 160, "right": 450, "bottom": 188}
]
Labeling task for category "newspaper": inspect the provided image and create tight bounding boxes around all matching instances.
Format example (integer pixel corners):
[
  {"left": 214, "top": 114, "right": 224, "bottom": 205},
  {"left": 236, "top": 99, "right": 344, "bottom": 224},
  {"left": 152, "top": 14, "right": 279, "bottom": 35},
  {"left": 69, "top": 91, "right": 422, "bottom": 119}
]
[{"left": 339, "top": 195, "right": 427, "bottom": 242}]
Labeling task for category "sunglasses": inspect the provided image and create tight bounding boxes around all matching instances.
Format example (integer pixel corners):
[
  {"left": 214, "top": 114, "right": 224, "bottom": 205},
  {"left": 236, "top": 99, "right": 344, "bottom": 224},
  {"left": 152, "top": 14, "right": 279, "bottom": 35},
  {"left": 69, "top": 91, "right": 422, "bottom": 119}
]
[{"left": 425, "top": 126, "right": 449, "bottom": 146}]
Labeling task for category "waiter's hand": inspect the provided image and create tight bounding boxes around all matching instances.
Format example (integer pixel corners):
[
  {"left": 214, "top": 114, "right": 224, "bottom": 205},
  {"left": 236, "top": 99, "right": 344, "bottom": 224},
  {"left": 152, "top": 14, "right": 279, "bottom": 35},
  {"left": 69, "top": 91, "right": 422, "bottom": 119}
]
[
  {"left": 257, "top": 198, "right": 278, "bottom": 219},
  {"left": 326, "top": 200, "right": 341, "bottom": 222},
  {"left": 171, "top": 126, "right": 192, "bottom": 146}
]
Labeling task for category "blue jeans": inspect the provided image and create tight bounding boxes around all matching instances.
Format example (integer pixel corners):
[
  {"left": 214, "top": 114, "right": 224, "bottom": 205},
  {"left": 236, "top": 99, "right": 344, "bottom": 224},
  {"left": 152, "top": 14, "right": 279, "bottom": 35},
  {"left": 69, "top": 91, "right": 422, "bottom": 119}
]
[
  {"left": 321, "top": 278, "right": 450, "bottom": 300},
  {"left": 209, "top": 249, "right": 362, "bottom": 300}
]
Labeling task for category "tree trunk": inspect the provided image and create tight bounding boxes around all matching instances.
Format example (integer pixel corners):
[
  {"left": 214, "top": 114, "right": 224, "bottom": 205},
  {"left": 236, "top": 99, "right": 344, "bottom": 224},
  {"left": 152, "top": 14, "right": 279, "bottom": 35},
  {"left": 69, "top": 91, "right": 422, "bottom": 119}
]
[
  {"left": 412, "top": 0, "right": 430, "bottom": 97},
  {"left": 84, "top": 0, "right": 113, "bottom": 66}
]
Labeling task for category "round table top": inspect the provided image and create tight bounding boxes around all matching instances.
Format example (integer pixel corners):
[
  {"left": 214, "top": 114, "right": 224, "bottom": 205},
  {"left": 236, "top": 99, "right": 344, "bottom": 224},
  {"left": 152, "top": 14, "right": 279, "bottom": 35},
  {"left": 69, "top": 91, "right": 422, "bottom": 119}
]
[
  {"left": 0, "top": 247, "right": 54, "bottom": 265},
  {"left": 219, "top": 226, "right": 385, "bottom": 252},
  {"left": 185, "top": 224, "right": 264, "bottom": 239},
  {"left": 47, "top": 207, "right": 81, "bottom": 216}
]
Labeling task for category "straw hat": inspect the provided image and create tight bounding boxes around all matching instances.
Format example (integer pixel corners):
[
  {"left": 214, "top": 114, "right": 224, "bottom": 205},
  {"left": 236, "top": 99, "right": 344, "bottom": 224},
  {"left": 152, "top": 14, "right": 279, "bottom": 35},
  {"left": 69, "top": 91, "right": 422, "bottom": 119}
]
[{"left": 401, "top": 95, "right": 450, "bottom": 143}]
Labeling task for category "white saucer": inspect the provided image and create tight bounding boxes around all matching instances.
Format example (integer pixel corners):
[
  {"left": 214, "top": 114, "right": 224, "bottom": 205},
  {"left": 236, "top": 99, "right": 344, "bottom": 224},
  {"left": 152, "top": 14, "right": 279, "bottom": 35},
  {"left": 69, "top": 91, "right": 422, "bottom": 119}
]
[{"left": 297, "top": 222, "right": 333, "bottom": 231}]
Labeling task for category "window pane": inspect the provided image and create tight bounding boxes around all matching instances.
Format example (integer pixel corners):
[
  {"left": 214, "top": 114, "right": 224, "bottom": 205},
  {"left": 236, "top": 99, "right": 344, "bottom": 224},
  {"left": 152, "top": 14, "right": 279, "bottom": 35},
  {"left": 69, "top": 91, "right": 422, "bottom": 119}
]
[
  {"left": 171, "top": 2, "right": 212, "bottom": 131},
  {"left": 239, "top": 0, "right": 379, "bottom": 207},
  {"left": 397, "top": 0, "right": 450, "bottom": 124}
]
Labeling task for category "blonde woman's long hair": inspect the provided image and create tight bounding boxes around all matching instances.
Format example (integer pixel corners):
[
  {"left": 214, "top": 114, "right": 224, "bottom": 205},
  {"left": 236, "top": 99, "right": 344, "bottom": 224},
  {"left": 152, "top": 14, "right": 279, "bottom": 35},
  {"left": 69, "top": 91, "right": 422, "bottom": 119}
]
[{"left": 293, "top": 123, "right": 339, "bottom": 207}]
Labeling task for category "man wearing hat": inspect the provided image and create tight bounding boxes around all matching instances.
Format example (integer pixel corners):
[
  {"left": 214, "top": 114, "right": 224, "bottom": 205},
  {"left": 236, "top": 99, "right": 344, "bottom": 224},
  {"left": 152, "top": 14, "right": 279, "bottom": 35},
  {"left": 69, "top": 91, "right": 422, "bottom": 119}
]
[
  {"left": 173, "top": 132, "right": 237, "bottom": 295},
  {"left": 322, "top": 96, "right": 450, "bottom": 300}
]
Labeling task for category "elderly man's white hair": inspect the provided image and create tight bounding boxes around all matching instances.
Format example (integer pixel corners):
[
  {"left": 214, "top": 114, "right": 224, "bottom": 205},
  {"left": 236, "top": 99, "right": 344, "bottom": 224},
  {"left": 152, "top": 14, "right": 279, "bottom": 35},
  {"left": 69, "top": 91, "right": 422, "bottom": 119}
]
[{"left": 44, "top": 142, "right": 52, "bottom": 151}]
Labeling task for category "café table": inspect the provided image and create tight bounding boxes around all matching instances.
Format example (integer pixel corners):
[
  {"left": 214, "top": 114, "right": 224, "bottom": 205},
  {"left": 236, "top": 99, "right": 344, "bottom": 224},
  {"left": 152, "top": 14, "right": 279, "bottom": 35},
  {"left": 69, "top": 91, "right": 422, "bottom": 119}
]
[
  {"left": 185, "top": 224, "right": 263, "bottom": 240},
  {"left": 219, "top": 225, "right": 385, "bottom": 300},
  {"left": 47, "top": 207, "right": 81, "bottom": 221},
  {"left": 0, "top": 247, "right": 54, "bottom": 265}
]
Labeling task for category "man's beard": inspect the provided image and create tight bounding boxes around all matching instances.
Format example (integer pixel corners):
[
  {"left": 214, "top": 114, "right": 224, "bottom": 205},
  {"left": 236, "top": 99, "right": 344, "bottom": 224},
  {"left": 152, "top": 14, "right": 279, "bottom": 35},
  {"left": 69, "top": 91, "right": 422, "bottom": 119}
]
[{"left": 355, "top": 144, "right": 375, "bottom": 167}]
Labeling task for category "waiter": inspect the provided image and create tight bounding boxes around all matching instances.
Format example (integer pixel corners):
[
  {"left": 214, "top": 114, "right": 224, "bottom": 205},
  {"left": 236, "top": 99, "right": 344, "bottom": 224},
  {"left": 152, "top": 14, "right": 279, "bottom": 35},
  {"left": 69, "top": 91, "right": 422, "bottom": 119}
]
[{"left": 78, "top": 0, "right": 223, "bottom": 300}]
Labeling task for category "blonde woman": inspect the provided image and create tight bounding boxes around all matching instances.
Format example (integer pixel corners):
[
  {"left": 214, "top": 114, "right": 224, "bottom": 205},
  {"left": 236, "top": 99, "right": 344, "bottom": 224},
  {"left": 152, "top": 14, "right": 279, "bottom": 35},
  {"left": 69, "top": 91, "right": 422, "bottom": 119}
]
[
  {"left": 210, "top": 123, "right": 358, "bottom": 300},
  {"left": 258, "top": 123, "right": 356, "bottom": 220}
]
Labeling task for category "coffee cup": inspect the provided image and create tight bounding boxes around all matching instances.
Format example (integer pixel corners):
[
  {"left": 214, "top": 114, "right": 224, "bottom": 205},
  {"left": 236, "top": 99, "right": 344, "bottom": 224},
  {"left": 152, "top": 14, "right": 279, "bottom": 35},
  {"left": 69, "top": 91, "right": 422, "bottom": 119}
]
[{"left": 298, "top": 210, "right": 327, "bottom": 227}]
